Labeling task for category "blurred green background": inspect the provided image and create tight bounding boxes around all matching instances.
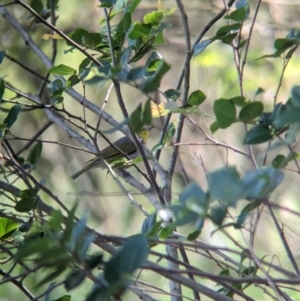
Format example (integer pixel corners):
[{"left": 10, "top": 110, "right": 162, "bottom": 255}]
[{"left": 1, "top": 0, "right": 300, "bottom": 300}]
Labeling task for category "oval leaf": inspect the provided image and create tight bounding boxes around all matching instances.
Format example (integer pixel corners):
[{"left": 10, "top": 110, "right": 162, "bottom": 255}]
[
  {"left": 188, "top": 90, "right": 206, "bottom": 107},
  {"left": 239, "top": 101, "right": 263, "bottom": 122},
  {"left": 243, "top": 125, "right": 273, "bottom": 145},
  {"left": 49, "top": 64, "right": 76, "bottom": 76},
  {"left": 213, "top": 99, "right": 236, "bottom": 128}
]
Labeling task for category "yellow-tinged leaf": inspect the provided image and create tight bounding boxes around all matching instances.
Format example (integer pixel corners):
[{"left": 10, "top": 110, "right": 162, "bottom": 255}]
[
  {"left": 150, "top": 101, "right": 170, "bottom": 118},
  {"left": 157, "top": 0, "right": 164, "bottom": 11},
  {"left": 43, "top": 33, "right": 63, "bottom": 40}
]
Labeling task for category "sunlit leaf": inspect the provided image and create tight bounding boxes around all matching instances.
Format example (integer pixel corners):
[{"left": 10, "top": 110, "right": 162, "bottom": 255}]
[{"left": 49, "top": 64, "right": 76, "bottom": 76}]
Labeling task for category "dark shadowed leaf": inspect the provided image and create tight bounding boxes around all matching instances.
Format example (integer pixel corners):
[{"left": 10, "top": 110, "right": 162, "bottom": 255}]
[
  {"left": 104, "top": 234, "right": 148, "bottom": 283},
  {"left": 0, "top": 78, "right": 5, "bottom": 99},
  {"left": 83, "top": 33, "right": 102, "bottom": 49},
  {"left": 4, "top": 104, "right": 22, "bottom": 128},
  {"left": 236, "top": 199, "right": 263, "bottom": 226},
  {"left": 209, "top": 205, "right": 227, "bottom": 226},
  {"left": 0, "top": 50, "right": 5, "bottom": 64},
  {"left": 64, "top": 270, "right": 86, "bottom": 291},
  {"left": 272, "top": 154, "right": 288, "bottom": 169},
  {"left": 243, "top": 125, "right": 273, "bottom": 145},
  {"left": 52, "top": 296, "right": 71, "bottom": 301}
]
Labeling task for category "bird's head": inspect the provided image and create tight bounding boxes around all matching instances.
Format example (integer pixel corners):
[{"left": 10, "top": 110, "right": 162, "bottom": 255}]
[{"left": 137, "top": 125, "right": 154, "bottom": 144}]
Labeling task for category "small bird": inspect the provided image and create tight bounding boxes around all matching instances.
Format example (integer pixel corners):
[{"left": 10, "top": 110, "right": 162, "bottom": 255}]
[{"left": 71, "top": 126, "right": 153, "bottom": 179}]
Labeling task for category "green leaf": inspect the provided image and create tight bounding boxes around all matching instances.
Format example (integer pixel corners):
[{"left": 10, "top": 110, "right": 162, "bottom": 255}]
[
  {"left": 4, "top": 104, "right": 22, "bottom": 128},
  {"left": 291, "top": 85, "right": 300, "bottom": 108},
  {"left": 209, "top": 205, "right": 227, "bottom": 226},
  {"left": 0, "top": 51, "right": 5, "bottom": 64},
  {"left": 116, "top": 12, "right": 132, "bottom": 35},
  {"left": 27, "top": 142, "right": 42, "bottom": 165},
  {"left": 224, "top": 7, "right": 248, "bottom": 22},
  {"left": 79, "top": 58, "right": 91, "bottom": 74},
  {"left": 141, "top": 214, "right": 157, "bottom": 235},
  {"left": 187, "top": 90, "right": 206, "bottom": 107},
  {"left": 143, "top": 11, "right": 164, "bottom": 25},
  {"left": 238, "top": 39, "right": 248, "bottom": 49},
  {"left": 274, "top": 38, "right": 295, "bottom": 51},
  {"left": 163, "top": 122, "right": 176, "bottom": 144},
  {"left": 104, "top": 234, "right": 149, "bottom": 283},
  {"left": 193, "top": 39, "right": 213, "bottom": 56},
  {"left": 208, "top": 167, "right": 241, "bottom": 206},
  {"left": 254, "top": 87, "right": 265, "bottom": 99},
  {"left": 164, "top": 89, "right": 180, "bottom": 101},
  {"left": 216, "top": 23, "right": 241, "bottom": 37},
  {"left": 151, "top": 143, "right": 165, "bottom": 152},
  {"left": 213, "top": 99, "right": 236, "bottom": 128},
  {"left": 142, "top": 100, "right": 152, "bottom": 124},
  {"left": 128, "top": 23, "right": 152, "bottom": 40},
  {"left": 153, "top": 30, "right": 166, "bottom": 46},
  {"left": 68, "top": 28, "right": 89, "bottom": 45},
  {"left": 50, "top": 89, "right": 64, "bottom": 105},
  {"left": 129, "top": 103, "right": 143, "bottom": 133},
  {"left": 85, "top": 253, "right": 103, "bottom": 270},
  {"left": 83, "top": 33, "right": 102, "bottom": 49},
  {"left": 159, "top": 224, "right": 176, "bottom": 239},
  {"left": 52, "top": 295, "right": 71, "bottom": 301},
  {"left": 239, "top": 101, "right": 263, "bottom": 122},
  {"left": 66, "top": 74, "right": 80, "bottom": 89},
  {"left": 139, "top": 60, "right": 170, "bottom": 93},
  {"left": 241, "top": 167, "right": 284, "bottom": 200},
  {"left": 236, "top": 199, "right": 262, "bottom": 226},
  {"left": 0, "top": 218, "right": 18, "bottom": 239},
  {"left": 221, "top": 32, "right": 238, "bottom": 44},
  {"left": 126, "top": 0, "right": 142, "bottom": 14},
  {"left": 37, "top": 267, "right": 66, "bottom": 287},
  {"left": 0, "top": 78, "right": 5, "bottom": 100},
  {"left": 30, "top": 0, "right": 43, "bottom": 14},
  {"left": 98, "top": 0, "right": 117, "bottom": 8},
  {"left": 243, "top": 125, "right": 273, "bottom": 145},
  {"left": 272, "top": 154, "right": 288, "bottom": 169},
  {"left": 64, "top": 270, "right": 86, "bottom": 291},
  {"left": 127, "top": 66, "right": 147, "bottom": 81},
  {"left": 47, "top": 79, "right": 64, "bottom": 93},
  {"left": 15, "top": 198, "right": 37, "bottom": 212},
  {"left": 187, "top": 229, "right": 201, "bottom": 241},
  {"left": 179, "top": 182, "right": 207, "bottom": 208},
  {"left": 272, "top": 103, "right": 300, "bottom": 129},
  {"left": 210, "top": 121, "right": 220, "bottom": 133},
  {"left": 230, "top": 96, "right": 246, "bottom": 107},
  {"left": 49, "top": 64, "right": 76, "bottom": 76}
]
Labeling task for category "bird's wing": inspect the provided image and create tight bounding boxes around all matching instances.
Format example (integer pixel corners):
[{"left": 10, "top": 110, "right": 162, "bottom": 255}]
[{"left": 100, "top": 137, "right": 137, "bottom": 161}]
